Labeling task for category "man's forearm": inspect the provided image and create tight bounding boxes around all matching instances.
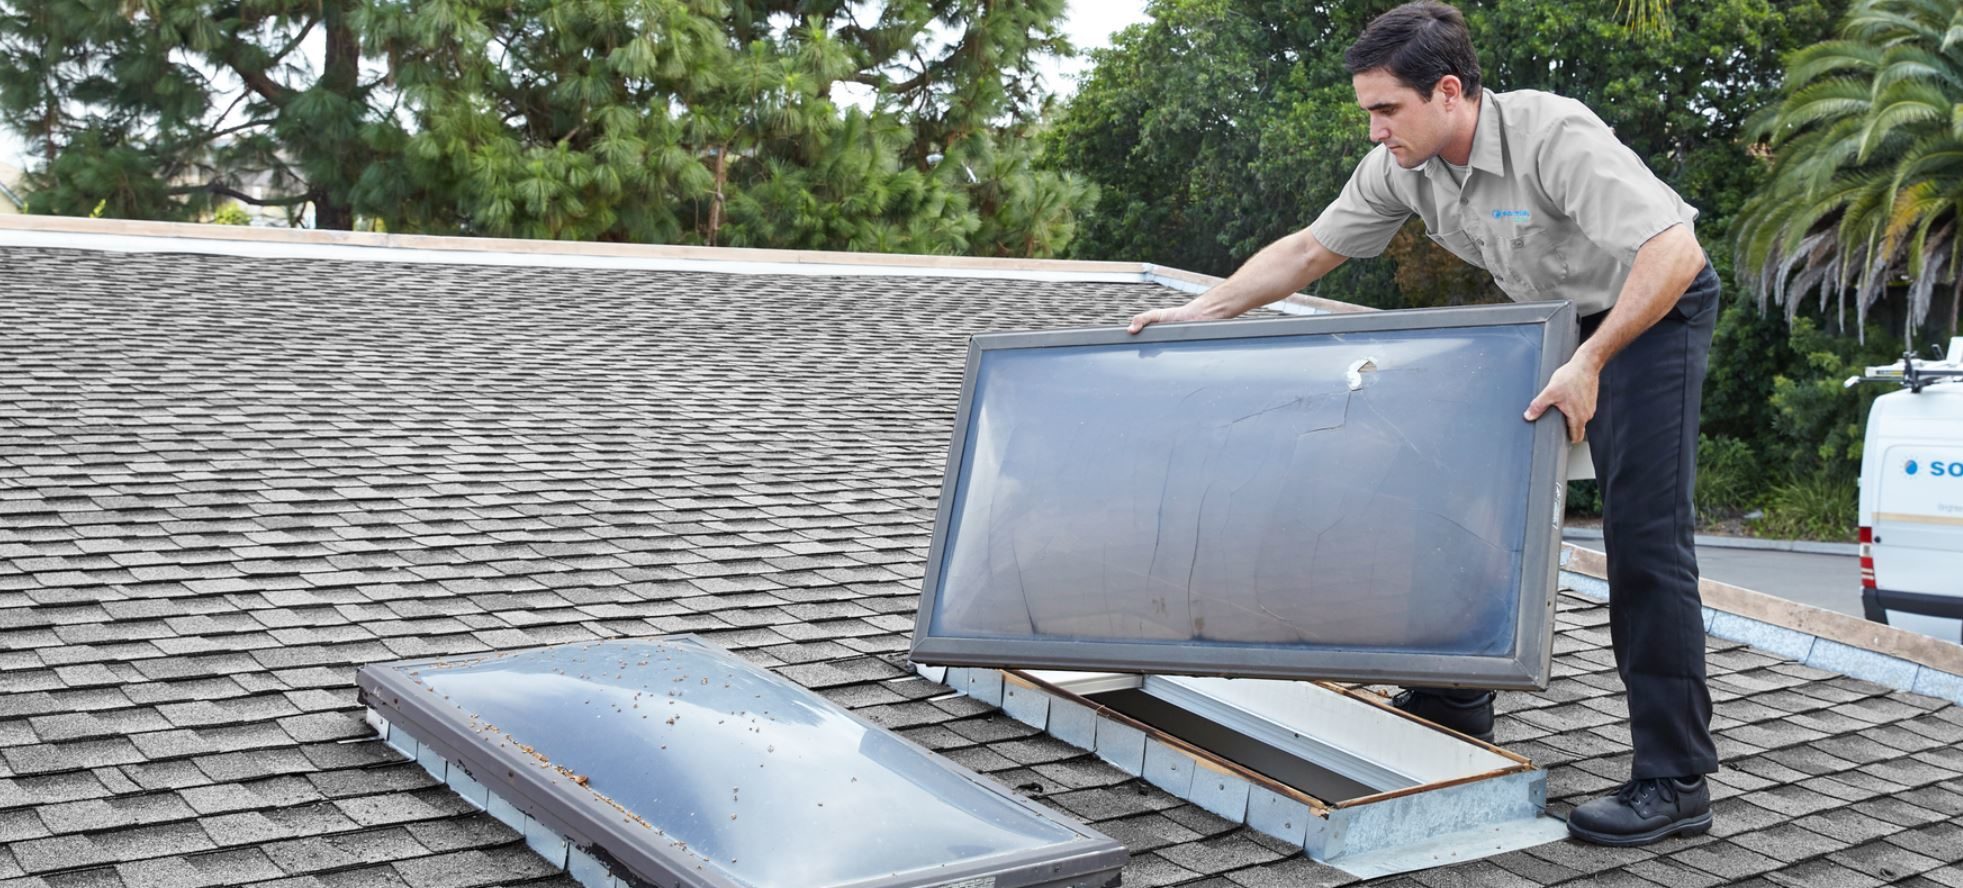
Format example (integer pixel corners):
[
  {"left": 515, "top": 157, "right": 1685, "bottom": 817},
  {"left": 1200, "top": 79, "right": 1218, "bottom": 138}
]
[
  {"left": 1191, "top": 229, "right": 1348, "bottom": 320},
  {"left": 1572, "top": 224, "right": 1706, "bottom": 371}
]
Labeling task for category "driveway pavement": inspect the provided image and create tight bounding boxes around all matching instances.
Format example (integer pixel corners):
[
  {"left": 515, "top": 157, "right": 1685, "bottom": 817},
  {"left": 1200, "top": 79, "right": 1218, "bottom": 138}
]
[{"left": 1562, "top": 531, "right": 1861, "bottom": 616}]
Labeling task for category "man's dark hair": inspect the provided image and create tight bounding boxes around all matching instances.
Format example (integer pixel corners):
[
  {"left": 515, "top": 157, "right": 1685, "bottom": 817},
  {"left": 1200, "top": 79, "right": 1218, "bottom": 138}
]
[{"left": 1343, "top": 1, "right": 1482, "bottom": 101}]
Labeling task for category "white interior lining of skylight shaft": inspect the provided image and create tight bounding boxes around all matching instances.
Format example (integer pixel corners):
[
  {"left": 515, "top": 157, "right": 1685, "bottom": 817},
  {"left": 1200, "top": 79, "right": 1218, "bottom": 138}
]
[
  {"left": 1142, "top": 675, "right": 1520, "bottom": 787},
  {"left": 931, "top": 665, "right": 1568, "bottom": 877}
]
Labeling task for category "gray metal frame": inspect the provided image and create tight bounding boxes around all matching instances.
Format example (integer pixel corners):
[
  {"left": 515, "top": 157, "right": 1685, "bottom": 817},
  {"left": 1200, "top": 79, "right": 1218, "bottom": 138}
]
[
  {"left": 910, "top": 302, "right": 1578, "bottom": 691},
  {"left": 357, "top": 638, "right": 1128, "bottom": 888}
]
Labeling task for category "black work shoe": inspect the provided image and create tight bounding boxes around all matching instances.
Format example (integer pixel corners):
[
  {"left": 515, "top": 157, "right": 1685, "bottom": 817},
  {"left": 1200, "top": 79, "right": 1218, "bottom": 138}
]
[
  {"left": 1389, "top": 689, "right": 1495, "bottom": 742},
  {"left": 1567, "top": 776, "right": 1712, "bottom": 846}
]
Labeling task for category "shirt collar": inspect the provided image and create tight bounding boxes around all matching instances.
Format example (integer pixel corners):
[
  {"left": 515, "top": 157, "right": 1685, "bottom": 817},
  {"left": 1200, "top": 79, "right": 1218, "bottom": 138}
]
[{"left": 1423, "top": 89, "right": 1504, "bottom": 183}]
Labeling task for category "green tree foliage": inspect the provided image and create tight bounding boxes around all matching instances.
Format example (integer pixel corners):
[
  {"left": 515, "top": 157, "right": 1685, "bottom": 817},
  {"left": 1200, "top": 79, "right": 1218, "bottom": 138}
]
[
  {"left": 1734, "top": 0, "right": 1963, "bottom": 340},
  {"left": 1693, "top": 310, "right": 1901, "bottom": 536},
  {"left": 209, "top": 202, "right": 252, "bottom": 225},
  {"left": 0, "top": 0, "right": 365, "bottom": 223},
  {"left": 1048, "top": 0, "right": 1838, "bottom": 307},
  {"left": 0, "top": 0, "right": 1092, "bottom": 255},
  {"left": 1768, "top": 317, "right": 1898, "bottom": 481},
  {"left": 1043, "top": 0, "right": 1394, "bottom": 297}
]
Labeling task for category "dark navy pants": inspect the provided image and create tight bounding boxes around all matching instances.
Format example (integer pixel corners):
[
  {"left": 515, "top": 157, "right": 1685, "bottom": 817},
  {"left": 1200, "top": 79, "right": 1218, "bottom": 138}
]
[
  {"left": 1581, "top": 261, "right": 1721, "bottom": 779},
  {"left": 1429, "top": 262, "right": 1721, "bottom": 779}
]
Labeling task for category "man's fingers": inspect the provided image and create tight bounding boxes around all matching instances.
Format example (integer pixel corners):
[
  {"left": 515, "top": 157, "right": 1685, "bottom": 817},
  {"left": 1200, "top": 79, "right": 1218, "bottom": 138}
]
[
  {"left": 1127, "top": 311, "right": 1154, "bottom": 334},
  {"left": 1523, "top": 392, "right": 1551, "bottom": 422},
  {"left": 1566, "top": 410, "right": 1585, "bottom": 444}
]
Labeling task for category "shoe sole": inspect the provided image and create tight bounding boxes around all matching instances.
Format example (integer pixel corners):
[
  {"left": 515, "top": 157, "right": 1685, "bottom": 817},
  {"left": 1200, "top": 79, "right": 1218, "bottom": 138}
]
[{"left": 1566, "top": 812, "right": 1712, "bottom": 847}]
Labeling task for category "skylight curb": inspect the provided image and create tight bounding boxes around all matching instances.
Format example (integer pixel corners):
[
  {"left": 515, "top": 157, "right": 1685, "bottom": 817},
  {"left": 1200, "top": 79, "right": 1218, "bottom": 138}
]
[
  {"left": 929, "top": 665, "right": 1558, "bottom": 877},
  {"left": 1558, "top": 543, "right": 1963, "bottom": 704}
]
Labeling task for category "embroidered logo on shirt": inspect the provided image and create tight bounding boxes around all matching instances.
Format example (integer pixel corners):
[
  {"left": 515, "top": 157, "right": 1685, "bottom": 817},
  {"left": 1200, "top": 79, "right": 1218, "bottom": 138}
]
[{"left": 1491, "top": 209, "right": 1531, "bottom": 223}]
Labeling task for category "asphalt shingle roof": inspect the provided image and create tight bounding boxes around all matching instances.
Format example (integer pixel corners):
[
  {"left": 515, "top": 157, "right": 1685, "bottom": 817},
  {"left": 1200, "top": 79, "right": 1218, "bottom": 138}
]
[{"left": 2, "top": 241, "right": 1962, "bottom": 887}]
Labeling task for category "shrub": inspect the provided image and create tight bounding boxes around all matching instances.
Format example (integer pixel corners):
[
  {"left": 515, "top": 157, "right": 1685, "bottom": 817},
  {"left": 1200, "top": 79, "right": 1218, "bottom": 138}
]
[
  {"left": 1754, "top": 472, "right": 1858, "bottom": 541},
  {"left": 1565, "top": 480, "right": 1602, "bottom": 519},
  {"left": 1695, "top": 434, "right": 1761, "bottom": 519}
]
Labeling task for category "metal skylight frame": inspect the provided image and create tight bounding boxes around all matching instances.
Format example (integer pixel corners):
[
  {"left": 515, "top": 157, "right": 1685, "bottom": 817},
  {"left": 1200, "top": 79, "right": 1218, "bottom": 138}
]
[{"left": 911, "top": 302, "right": 1578, "bottom": 690}]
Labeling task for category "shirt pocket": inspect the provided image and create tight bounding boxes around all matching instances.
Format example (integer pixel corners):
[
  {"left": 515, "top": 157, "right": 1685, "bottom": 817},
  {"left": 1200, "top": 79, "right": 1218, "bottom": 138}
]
[
  {"left": 1486, "top": 225, "right": 1568, "bottom": 300},
  {"left": 1426, "top": 227, "right": 1484, "bottom": 267}
]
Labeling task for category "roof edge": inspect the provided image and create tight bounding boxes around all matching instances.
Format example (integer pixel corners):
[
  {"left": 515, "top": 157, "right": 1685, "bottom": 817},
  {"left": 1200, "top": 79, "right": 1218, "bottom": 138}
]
[
  {"left": 1562, "top": 543, "right": 1963, "bottom": 699},
  {"left": 0, "top": 213, "right": 1144, "bottom": 272},
  {"left": 0, "top": 216, "right": 1336, "bottom": 311}
]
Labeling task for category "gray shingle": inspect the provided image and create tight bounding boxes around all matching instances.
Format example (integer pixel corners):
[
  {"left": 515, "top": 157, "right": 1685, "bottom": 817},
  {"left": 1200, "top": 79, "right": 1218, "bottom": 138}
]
[
  {"left": 183, "top": 848, "right": 282, "bottom": 884},
  {"left": 1155, "top": 835, "right": 1288, "bottom": 875},
  {"left": 91, "top": 820, "right": 217, "bottom": 862},
  {"left": 36, "top": 867, "right": 123, "bottom": 888},
  {"left": 1115, "top": 853, "right": 1201, "bottom": 888},
  {"left": 1409, "top": 860, "right": 1541, "bottom": 888},
  {"left": 1830, "top": 839, "right": 1944, "bottom": 881},
  {"left": 389, "top": 848, "right": 557, "bottom": 888},
  {"left": 1793, "top": 807, "right": 1906, "bottom": 846},
  {"left": 398, "top": 815, "right": 518, "bottom": 854},
  {"left": 8, "top": 836, "right": 111, "bottom": 875},
  {"left": 1223, "top": 856, "right": 1357, "bottom": 887},
  {"left": 110, "top": 857, "right": 209, "bottom": 888},
  {"left": 1765, "top": 858, "right": 1887, "bottom": 888}
]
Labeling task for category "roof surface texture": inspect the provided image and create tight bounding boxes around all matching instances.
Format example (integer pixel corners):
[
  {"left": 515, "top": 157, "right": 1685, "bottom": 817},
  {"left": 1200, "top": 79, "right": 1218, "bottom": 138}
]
[{"left": 2, "top": 241, "right": 1962, "bottom": 888}]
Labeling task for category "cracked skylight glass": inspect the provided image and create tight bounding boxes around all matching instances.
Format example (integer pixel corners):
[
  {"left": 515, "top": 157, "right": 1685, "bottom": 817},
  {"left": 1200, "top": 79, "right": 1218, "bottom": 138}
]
[
  {"left": 357, "top": 637, "right": 1126, "bottom": 888},
  {"left": 912, "top": 303, "right": 1576, "bottom": 689}
]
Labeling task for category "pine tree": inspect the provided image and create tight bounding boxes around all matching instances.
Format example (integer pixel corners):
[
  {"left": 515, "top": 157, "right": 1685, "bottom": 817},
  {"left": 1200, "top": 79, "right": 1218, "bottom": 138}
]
[
  {"left": 0, "top": 0, "right": 384, "bottom": 225},
  {"left": 0, "top": 0, "right": 1093, "bottom": 257}
]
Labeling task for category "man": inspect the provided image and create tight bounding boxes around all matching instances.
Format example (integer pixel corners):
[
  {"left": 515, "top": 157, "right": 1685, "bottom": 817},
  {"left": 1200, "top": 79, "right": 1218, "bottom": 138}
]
[{"left": 1126, "top": 1, "right": 1720, "bottom": 847}]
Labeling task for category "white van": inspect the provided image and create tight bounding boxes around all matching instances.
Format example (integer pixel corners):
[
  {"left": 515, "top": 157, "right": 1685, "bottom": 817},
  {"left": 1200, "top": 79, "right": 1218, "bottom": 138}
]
[{"left": 1853, "top": 337, "right": 1963, "bottom": 642}]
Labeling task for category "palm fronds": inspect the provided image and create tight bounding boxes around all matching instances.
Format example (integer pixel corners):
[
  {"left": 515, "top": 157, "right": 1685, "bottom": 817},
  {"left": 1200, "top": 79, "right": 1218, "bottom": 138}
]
[{"left": 1735, "top": 0, "right": 1963, "bottom": 337}]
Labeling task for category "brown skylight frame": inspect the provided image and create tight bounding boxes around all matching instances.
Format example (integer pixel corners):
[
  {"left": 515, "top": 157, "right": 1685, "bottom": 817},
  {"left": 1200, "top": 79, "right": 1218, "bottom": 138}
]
[{"left": 911, "top": 302, "right": 1578, "bottom": 690}]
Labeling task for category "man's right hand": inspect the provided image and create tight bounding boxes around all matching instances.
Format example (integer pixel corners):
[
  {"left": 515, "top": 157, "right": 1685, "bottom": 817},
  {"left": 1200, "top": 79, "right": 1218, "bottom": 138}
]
[{"left": 1127, "top": 302, "right": 1213, "bottom": 334}]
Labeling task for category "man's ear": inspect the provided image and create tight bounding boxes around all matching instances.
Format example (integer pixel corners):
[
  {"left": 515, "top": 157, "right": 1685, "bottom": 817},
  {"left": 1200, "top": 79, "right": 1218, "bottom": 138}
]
[{"left": 1435, "top": 75, "right": 1463, "bottom": 106}]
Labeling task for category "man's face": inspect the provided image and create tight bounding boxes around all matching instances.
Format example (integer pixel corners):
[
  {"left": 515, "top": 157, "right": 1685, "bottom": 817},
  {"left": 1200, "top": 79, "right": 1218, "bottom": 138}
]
[{"left": 1352, "top": 69, "right": 1453, "bottom": 169}]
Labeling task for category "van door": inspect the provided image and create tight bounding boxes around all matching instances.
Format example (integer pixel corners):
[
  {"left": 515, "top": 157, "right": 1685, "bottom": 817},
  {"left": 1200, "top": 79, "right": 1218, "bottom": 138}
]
[{"left": 1871, "top": 442, "right": 1963, "bottom": 642}]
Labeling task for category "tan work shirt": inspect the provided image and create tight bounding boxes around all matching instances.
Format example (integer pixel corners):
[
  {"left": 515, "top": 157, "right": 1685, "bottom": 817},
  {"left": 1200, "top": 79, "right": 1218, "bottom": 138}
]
[{"left": 1307, "top": 89, "right": 1698, "bottom": 316}]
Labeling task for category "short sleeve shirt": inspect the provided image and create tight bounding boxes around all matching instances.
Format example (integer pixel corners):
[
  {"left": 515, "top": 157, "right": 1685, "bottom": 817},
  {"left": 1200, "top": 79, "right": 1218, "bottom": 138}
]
[{"left": 1307, "top": 89, "right": 1698, "bottom": 316}]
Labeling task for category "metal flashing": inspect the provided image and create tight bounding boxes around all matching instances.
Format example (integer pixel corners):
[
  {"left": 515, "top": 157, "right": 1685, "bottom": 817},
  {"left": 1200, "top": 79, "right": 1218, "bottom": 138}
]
[
  {"left": 912, "top": 302, "right": 1578, "bottom": 689},
  {"left": 957, "top": 668, "right": 1553, "bottom": 875},
  {"left": 358, "top": 638, "right": 1128, "bottom": 888}
]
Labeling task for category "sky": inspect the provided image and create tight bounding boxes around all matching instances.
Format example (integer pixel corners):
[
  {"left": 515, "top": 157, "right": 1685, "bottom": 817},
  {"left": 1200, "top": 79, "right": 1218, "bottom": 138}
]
[{"left": 0, "top": 2, "right": 1152, "bottom": 172}]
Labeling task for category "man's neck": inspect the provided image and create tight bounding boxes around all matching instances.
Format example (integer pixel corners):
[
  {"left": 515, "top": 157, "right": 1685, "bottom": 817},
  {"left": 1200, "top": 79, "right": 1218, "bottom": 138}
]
[{"left": 1437, "top": 96, "right": 1481, "bottom": 167}]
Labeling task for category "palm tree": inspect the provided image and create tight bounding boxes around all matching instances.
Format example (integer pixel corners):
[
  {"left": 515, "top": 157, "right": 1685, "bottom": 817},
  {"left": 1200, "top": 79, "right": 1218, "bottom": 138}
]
[
  {"left": 1619, "top": 0, "right": 1676, "bottom": 38},
  {"left": 1734, "top": 0, "right": 1963, "bottom": 341}
]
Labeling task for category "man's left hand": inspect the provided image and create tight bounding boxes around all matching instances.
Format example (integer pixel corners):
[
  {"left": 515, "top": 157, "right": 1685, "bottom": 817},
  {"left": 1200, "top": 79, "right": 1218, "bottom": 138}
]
[{"left": 1524, "top": 358, "right": 1600, "bottom": 444}]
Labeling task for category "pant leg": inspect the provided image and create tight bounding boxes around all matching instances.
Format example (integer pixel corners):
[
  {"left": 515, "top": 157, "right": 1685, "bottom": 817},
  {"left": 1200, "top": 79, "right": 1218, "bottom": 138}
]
[{"left": 1582, "top": 262, "right": 1721, "bottom": 779}]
